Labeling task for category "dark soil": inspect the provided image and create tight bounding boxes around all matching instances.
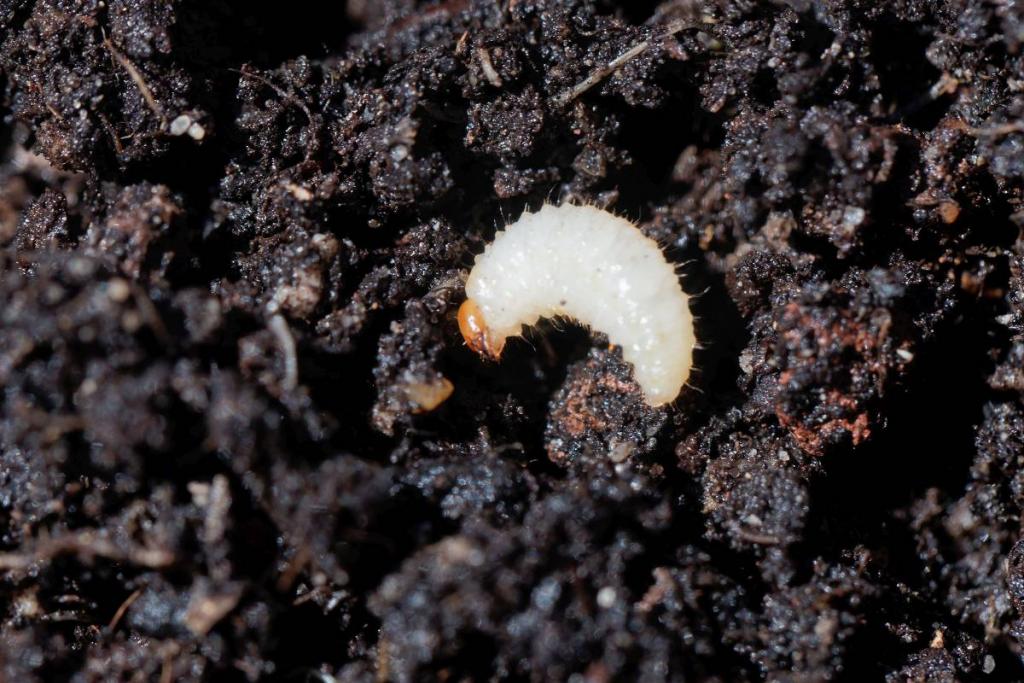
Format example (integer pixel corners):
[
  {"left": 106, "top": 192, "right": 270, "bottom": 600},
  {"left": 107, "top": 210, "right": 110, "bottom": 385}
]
[{"left": 2, "top": 0, "right": 1024, "bottom": 680}]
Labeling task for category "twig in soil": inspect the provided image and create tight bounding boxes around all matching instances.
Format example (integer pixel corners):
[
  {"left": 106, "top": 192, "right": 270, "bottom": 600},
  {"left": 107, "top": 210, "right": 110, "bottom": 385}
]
[
  {"left": 102, "top": 35, "right": 165, "bottom": 125},
  {"left": 234, "top": 67, "right": 314, "bottom": 125},
  {"left": 377, "top": 634, "right": 391, "bottom": 683},
  {"left": 203, "top": 476, "right": 231, "bottom": 552},
  {"left": 0, "top": 530, "right": 175, "bottom": 572},
  {"left": 160, "top": 647, "right": 177, "bottom": 683},
  {"left": 636, "top": 567, "right": 674, "bottom": 613},
  {"left": 97, "top": 110, "right": 125, "bottom": 155},
  {"left": 477, "top": 47, "right": 503, "bottom": 87},
  {"left": 235, "top": 67, "right": 320, "bottom": 162},
  {"left": 130, "top": 282, "right": 172, "bottom": 344},
  {"left": 735, "top": 528, "right": 781, "bottom": 545},
  {"left": 183, "top": 584, "right": 243, "bottom": 636},
  {"left": 45, "top": 103, "right": 65, "bottom": 122},
  {"left": 107, "top": 588, "right": 143, "bottom": 632},
  {"left": 268, "top": 312, "right": 300, "bottom": 390},
  {"left": 550, "top": 19, "right": 693, "bottom": 108},
  {"left": 277, "top": 545, "right": 311, "bottom": 592},
  {"left": 966, "top": 120, "right": 1024, "bottom": 139}
]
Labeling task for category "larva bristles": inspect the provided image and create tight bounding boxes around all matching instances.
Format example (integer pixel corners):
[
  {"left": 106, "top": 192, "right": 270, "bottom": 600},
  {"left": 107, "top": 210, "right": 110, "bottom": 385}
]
[{"left": 684, "top": 381, "right": 705, "bottom": 394}]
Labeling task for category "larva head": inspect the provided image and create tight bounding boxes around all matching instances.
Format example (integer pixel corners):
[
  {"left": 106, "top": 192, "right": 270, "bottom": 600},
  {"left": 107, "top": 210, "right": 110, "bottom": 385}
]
[{"left": 458, "top": 299, "right": 505, "bottom": 359}]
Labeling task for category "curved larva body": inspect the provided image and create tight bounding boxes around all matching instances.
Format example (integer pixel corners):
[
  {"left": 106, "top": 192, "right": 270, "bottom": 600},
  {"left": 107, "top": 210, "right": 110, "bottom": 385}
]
[{"left": 460, "top": 203, "right": 695, "bottom": 406}]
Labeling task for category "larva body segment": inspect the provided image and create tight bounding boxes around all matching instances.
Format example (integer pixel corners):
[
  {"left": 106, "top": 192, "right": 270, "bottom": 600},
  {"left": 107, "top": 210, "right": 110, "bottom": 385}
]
[{"left": 461, "top": 203, "right": 695, "bottom": 406}]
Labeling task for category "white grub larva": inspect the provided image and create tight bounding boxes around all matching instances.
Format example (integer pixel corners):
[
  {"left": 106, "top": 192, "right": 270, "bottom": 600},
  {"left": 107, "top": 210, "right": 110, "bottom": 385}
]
[{"left": 458, "top": 203, "right": 695, "bottom": 406}]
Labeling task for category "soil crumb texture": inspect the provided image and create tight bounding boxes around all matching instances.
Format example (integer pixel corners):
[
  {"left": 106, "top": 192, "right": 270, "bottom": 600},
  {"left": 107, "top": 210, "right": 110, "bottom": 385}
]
[{"left": 3, "top": 1, "right": 1024, "bottom": 681}]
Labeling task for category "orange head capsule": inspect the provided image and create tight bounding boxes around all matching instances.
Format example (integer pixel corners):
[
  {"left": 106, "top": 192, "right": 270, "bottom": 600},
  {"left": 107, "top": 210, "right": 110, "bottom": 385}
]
[{"left": 458, "top": 299, "right": 504, "bottom": 359}]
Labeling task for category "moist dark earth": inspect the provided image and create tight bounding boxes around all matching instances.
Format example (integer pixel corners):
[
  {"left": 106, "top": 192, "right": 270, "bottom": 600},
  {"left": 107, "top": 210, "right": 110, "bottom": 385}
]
[{"left": 4, "top": 0, "right": 1024, "bottom": 681}]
